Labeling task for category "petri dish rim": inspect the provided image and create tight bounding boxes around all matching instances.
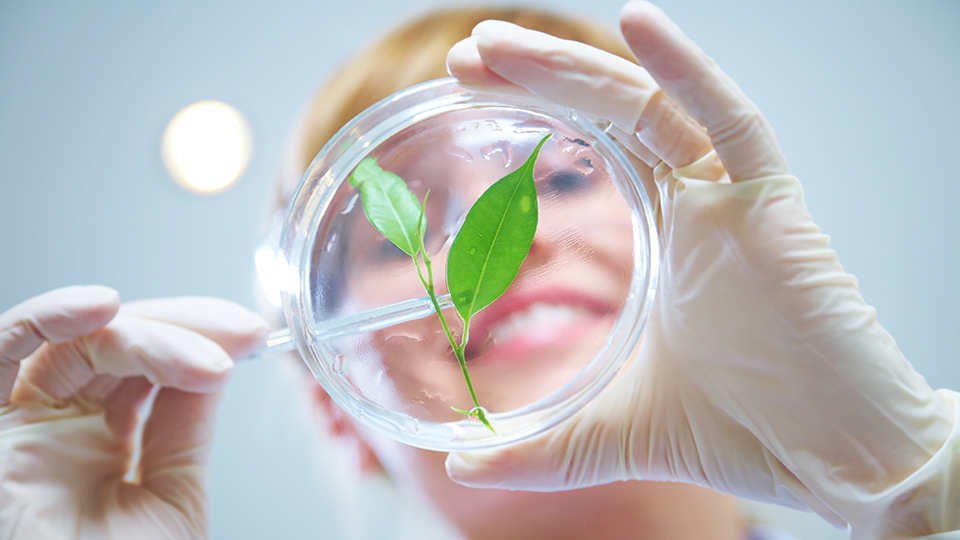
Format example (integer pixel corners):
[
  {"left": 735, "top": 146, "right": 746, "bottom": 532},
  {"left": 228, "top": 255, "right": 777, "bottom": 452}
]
[{"left": 279, "top": 77, "right": 659, "bottom": 451}]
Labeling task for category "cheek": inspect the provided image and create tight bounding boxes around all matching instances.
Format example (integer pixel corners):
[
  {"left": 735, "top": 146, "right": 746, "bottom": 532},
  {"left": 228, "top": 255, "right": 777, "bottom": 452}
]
[
  {"left": 336, "top": 312, "right": 479, "bottom": 423},
  {"left": 537, "top": 180, "right": 636, "bottom": 282},
  {"left": 345, "top": 268, "right": 421, "bottom": 308},
  {"left": 577, "top": 193, "right": 635, "bottom": 277}
]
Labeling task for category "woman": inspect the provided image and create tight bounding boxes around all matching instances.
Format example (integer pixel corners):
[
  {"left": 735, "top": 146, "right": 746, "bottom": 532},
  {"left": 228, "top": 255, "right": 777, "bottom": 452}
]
[
  {"left": 261, "top": 6, "right": 745, "bottom": 539},
  {"left": 1, "top": 3, "right": 956, "bottom": 539}
]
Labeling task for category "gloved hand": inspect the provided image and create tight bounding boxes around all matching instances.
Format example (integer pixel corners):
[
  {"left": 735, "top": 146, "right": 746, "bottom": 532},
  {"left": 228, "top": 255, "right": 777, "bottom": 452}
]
[
  {"left": 0, "top": 286, "right": 267, "bottom": 539},
  {"left": 446, "top": 2, "right": 960, "bottom": 538}
]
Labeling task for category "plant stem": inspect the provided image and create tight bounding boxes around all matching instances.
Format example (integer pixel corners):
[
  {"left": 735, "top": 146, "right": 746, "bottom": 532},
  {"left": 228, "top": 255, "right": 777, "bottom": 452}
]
[{"left": 411, "top": 248, "right": 493, "bottom": 433}]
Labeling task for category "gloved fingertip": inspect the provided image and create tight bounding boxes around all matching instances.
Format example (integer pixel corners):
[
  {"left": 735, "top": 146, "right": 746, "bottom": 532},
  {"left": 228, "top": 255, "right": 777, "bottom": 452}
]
[
  {"left": 446, "top": 36, "right": 525, "bottom": 96},
  {"left": 226, "top": 313, "right": 270, "bottom": 360},
  {"left": 470, "top": 19, "right": 524, "bottom": 38},
  {"left": 619, "top": 1, "right": 679, "bottom": 59},
  {"left": 445, "top": 36, "right": 478, "bottom": 78},
  {"left": 121, "top": 297, "right": 270, "bottom": 360},
  {"left": 620, "top": 0, "right": 664, "bottom": 23},
  {"left": 29, "top": 285, "right": 121, "bottom": 344},
  {"left": 207, "top": 342, "right": 237, "bottom": 377},
  {"left": 150, "top": 326, "right": 236, "bottom": 393},
  {"left": 66, "top": 284, "right": 121, "bottom": 306},
  {"left": 445, "top": 451, "right": 498, "bottom": 487},
  {"left": 181, "top": 350, "right": 234, "bottom": 393}
]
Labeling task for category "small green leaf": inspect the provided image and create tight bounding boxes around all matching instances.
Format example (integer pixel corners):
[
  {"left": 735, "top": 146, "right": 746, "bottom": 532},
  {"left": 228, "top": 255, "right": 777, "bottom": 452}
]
[
  {"left": 447, "top": 135, "right": 550, "bottom": 323},
  {"left": 349, "top": 158, "right": 423, "bottom": 256},
  {"left": 451, "top": 406, "right": 496, "bottom": 435}
]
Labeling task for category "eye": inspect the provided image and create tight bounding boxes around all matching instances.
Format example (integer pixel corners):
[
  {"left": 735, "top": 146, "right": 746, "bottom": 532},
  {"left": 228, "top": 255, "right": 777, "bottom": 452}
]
[
  {"left": 543, "top": 167, "right": 592, "bottom": 195},
  {"left": 422, "top": 227, "right": 447, "bottom": 255},
  {"left": 373, "top": 239, "right": 408, "bottom": 261}
]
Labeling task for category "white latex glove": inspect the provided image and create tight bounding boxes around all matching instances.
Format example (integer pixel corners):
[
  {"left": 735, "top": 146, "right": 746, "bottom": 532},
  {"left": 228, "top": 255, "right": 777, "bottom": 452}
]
[
  {"left": 445, "top": 3, "right": 960, "bottom": 538},
  {"left": 0, "top": 286, "right": 267, "bottom": 539}
]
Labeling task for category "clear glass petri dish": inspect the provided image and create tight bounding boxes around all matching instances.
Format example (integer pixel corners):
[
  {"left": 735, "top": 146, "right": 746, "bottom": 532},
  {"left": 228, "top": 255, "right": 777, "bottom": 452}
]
[{"left": 278, "top": 78, "right": 658, "bottom": 451}]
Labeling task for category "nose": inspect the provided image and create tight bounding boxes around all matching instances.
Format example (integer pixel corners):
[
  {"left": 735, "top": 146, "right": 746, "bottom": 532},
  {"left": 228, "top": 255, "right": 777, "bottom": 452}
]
[{"left": 521, "top": 221, "right": 561, "bottom": 271}]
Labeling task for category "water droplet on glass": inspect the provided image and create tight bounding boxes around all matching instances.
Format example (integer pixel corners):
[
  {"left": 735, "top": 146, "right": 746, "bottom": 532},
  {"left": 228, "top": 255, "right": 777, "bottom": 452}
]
[
  {"left": 468, "top": 247, "right": 477, "bottom": 255},
  {"left": 386, "top": 330, "right": 428, "bottom": 343},
  {"left": 573, "top": 157, "right": 594, "bottom": 175},
  {"left": 402, "top": 418, "right": 422, "bottom": 435},
  {"left": 485, "top": 119, "right": 502, "bottom": 131},
  {"left": 512, "top": 120, "right": 545, "bottom": 135},
  {"left": 442, "top": 144, "right": 473, "bottom": 163},
  {"left": 558, "top": 136, "right": 591, "bottom": 155},
  {"left": 332, "top": 354, "right": 346, "bottom": 374},
  {"left": 342, "top": 192, "right": 359, "bottom": 214},
  {"left": 326, "top": 232, "right": 338, "bottom": 251},
  {"left": 479, "top": 140, "right": 513, "bottom": 167}
]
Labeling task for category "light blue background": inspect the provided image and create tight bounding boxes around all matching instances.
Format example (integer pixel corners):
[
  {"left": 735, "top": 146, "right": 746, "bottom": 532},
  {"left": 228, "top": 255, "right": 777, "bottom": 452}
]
[{"left": 1, "top": 1, "right": 958, "bottom": 538}]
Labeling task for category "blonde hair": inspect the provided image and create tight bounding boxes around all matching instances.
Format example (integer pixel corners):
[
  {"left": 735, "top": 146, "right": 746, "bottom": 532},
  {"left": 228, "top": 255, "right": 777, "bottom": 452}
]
[{"left": 272, "top": 6, "right": 635, "bottom": 210}]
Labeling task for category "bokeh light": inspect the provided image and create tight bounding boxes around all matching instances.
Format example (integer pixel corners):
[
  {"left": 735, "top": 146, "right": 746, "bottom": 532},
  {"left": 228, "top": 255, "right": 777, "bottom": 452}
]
[{"left": 161, "top": 100, "right": 253, "bottom": 193}]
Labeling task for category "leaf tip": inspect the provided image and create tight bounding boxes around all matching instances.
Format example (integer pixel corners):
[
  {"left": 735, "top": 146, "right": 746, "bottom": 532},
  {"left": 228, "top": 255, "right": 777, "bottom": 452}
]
[{"left": 349, "top": 157, "right": 380, "bottom": 187}]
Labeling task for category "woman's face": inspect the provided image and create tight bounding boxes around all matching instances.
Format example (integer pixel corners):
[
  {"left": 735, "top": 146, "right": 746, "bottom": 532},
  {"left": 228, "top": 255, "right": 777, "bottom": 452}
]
[{"left": 329, "top": 112, "right": 636, "bottom": 422}]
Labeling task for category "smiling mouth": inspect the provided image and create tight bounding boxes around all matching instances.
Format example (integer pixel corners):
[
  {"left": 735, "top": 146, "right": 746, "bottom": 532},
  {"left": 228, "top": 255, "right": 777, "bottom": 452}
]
[{"left": 463, "top": 291, "right": 617, "bottom": 362}]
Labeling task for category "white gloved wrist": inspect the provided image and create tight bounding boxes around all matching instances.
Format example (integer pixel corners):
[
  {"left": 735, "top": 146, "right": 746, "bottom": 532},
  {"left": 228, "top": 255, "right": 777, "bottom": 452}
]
[
  {"left": 654, "top": 155, "right": 957, "bottom": 537},
  {"left": 860, "top": 389, "right": 960, "bottom": 539}
]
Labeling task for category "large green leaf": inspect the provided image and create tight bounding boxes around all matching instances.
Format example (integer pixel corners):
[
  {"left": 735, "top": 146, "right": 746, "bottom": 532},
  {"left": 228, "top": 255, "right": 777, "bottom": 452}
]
[
  {"left": 349, "top": 158, "right": 424, "bottom": 256},
  {"left": 447, "top": 135, "right": 549, "bottom": 322}
]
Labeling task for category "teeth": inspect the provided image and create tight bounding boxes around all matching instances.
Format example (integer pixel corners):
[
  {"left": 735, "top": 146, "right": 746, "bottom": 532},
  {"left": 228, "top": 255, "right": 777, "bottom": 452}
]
[{"left": 488, "top": 303, "right": 589, "bottom": 344}]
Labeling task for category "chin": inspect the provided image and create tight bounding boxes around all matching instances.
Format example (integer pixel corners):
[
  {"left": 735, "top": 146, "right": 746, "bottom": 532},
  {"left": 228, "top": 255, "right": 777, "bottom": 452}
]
[{"left": 362, "top": 437, "right": 699, "bottom": 540}]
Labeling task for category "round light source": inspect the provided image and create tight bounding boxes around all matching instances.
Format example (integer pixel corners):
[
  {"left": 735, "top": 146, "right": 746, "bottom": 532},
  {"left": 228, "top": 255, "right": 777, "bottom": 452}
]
[{"left": 161, "top": 100, "right": 252, "bottom": 193}]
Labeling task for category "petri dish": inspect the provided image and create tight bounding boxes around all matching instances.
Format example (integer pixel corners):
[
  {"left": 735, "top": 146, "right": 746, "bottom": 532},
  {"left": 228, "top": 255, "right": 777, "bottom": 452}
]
[{"left": 277, "top": 78, "right": 658, "bottom": 451}]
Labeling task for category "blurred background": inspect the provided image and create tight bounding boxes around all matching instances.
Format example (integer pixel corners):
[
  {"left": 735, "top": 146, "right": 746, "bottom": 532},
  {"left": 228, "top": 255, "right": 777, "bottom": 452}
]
[{"left": 1, "top": 0, "right": 957, "bottom": 538}]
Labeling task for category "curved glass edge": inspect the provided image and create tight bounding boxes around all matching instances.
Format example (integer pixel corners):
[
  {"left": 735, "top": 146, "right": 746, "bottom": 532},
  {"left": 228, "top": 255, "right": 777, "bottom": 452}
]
[{"left": 278, "top": 77, "right": 660, "bottom": 451}]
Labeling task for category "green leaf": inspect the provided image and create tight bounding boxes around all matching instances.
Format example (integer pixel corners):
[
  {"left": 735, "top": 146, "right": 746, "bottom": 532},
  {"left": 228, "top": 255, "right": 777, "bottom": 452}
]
[
  {"left": 349, "top": 158, "right": 424, "bottom": 256},
  {"left": 447, "top": 135, "right": 550, "bottom": 323}
]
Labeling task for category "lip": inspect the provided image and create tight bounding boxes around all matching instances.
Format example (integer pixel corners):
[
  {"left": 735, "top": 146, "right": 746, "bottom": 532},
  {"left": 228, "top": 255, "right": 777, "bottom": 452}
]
[{"left": 462, "top": 285, "right": 619, "bottom": 363}]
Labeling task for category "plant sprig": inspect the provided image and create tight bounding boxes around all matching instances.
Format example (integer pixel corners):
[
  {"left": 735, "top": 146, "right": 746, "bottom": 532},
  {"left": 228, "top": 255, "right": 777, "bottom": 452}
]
[{"left": 350, "top": 134, "right": 551, "bottom": 433}]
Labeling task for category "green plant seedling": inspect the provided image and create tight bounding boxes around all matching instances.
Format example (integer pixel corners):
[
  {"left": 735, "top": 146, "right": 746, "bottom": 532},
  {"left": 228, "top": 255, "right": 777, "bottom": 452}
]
[{"left": 350, "top": 133, "right": 551, "bottom": 433}]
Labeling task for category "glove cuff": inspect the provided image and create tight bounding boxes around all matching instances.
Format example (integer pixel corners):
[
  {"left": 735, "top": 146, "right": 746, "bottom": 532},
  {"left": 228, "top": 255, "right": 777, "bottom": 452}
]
[{"left": 852, "top": 389, "right": 960, "bottom": 539}]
